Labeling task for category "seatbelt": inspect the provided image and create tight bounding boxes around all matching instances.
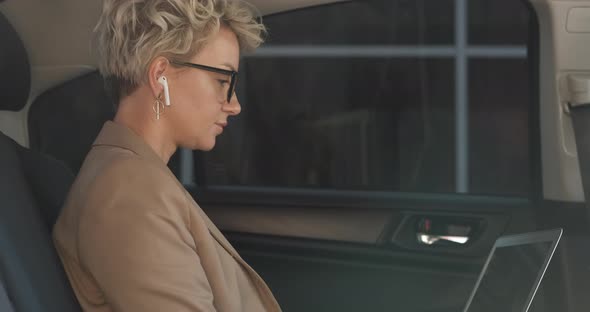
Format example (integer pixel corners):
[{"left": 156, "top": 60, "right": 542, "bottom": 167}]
[
  {"left": 566, "top": 74, "right": 590, "bottom": 204},
  {"left": 0, "top": 278, "right": 15, "bottom": 312}
]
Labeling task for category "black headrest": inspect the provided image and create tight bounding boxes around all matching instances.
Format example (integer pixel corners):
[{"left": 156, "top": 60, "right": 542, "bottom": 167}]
[{"left": 0, "top": 11, "right": 30, "bottom": 111}]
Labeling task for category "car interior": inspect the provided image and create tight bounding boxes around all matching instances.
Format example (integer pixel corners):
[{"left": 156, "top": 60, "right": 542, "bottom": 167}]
[{"left": 1, "top": 0, "right": 590, "bottom": 311}]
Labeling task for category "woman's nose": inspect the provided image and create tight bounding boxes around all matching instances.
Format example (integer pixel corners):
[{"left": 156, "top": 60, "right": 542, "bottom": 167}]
[{"left": 224, "top": 94, "right": 241, "bottom": 116}]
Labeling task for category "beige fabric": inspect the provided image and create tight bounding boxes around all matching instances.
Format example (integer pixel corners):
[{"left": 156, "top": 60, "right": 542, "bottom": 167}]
[{"left": 53, "top": 121, "right": 281, "bottom": 312}]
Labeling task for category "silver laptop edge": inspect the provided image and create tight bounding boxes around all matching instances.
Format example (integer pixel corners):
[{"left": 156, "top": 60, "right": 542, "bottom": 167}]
[{"left": 462, "top": 228, "right": 563, "bottom": 312}]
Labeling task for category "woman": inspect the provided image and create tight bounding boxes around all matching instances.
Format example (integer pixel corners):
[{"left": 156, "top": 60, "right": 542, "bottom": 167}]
[{"left": 53, "top": 1, "right": 281, "bottom": 311}]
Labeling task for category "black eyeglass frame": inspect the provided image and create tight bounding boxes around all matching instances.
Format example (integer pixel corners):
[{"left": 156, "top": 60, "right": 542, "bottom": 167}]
[{"left": 170, "top": 60, "right": 238, "bottom": 103}]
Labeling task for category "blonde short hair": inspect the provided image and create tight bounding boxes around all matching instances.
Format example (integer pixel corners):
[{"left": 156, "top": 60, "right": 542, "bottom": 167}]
[{"left": 95, "top": 0, "right": 265, "bottom": 104}]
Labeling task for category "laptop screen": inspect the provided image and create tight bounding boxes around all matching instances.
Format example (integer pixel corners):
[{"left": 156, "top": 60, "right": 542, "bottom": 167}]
[{"left": 463, "top": 229, "right": 562, "bottom": 312}]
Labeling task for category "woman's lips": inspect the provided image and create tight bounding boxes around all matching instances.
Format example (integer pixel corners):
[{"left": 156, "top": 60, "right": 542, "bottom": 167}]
[{"left": 214, "top": 122, "right": 227, "bottom": 133}]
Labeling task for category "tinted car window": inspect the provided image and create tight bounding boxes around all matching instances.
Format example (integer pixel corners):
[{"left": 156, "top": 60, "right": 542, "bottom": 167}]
[{"left": 196, "top": 0, "right": 531, "bottom": 196}]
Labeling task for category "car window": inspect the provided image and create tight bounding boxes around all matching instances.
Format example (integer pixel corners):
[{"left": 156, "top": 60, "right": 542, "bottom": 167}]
[{"left": 194, "top": 0, "right": 532, "bottom": 197}]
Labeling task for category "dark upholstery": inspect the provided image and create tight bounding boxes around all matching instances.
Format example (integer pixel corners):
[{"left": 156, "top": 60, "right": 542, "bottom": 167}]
[
  {"left": 28, "top": 70, "right": 182, "bottom": 176},
  {"left": 0, "top": 12, "right": 30, "bottom": 111},
  {"left": 0, "top": 132, "right": 81, "bottom": 312},
  {"left": 0, "top": 9, "right": 81, "bottom": 311},
  {"left": 0, "top": 279, "right": 15, "bottom": 312},
  {"left": 28, "top": 71, "right": 115, "bottom": 173}
]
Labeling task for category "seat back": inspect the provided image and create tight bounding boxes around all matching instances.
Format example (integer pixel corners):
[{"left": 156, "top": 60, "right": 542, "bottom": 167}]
[
  {"left": 28, "top": 71, "right": 115, "bottom": 173},
  {"left": 27, "top": 71, "right": 182, "bottom": 177},
  {"left": 0, "top": 133, "right": 80, "bottom": 312},
  {"left": 0, "top": 10, "right": 81, "bottom": 312},
  {"left": 0, "top": 278, "right": 14, "bottom": 312}
]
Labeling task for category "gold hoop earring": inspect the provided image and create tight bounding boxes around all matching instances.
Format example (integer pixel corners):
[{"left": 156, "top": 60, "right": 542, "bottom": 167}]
[{"left": 153, "top": 97, "right": 165, "bottom": 120}]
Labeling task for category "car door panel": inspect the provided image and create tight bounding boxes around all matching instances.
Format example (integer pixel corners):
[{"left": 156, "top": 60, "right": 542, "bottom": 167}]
[{"left": 195, "top": 189, "right": 535, "bottom": 311}]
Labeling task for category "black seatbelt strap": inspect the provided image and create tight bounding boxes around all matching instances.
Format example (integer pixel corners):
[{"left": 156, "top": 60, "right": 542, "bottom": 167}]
[
  {"left": 0, "top": 275, "right": 14, "bottom": 312},
  {"left": 569, "top": 104, "right": 590, "bottom": 205},
  {"left": 566, "top": 74, "right": 590, "bottom": 205}
]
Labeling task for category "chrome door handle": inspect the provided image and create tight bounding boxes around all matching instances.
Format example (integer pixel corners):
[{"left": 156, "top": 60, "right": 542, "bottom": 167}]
[{"left": 417, "top": 233, "right": 470, "bottom": 245}]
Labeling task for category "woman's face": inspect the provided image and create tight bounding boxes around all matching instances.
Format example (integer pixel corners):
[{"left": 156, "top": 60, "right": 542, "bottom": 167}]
[{"left": 166, "top": 26, "right": 241, "bottom": 151}]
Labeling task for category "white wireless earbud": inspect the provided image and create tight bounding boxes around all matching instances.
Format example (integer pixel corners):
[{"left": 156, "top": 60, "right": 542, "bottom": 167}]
[{"left": 157, "top": 76, "right": 171, "bottom": 106}]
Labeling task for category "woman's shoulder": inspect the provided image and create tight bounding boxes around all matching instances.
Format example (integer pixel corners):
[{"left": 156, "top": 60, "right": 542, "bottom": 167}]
[
  {"left": 75, "top": 149, "right": 191, "bottom": 227},
  {"left": 77, "top": 147, "right": 186, "bottom": 210},
  {"left": 83, "top": 147, "right": 177, "bottom": 189},
  {"left": 105, "top": 156, "right": 179, "bottom": 194}
]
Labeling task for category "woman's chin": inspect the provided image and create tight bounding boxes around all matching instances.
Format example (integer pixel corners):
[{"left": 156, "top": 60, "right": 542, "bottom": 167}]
[
  {"left": 200, "top": 137, "right": 217, "bottom": 151},
  {"left": 181, "top": 136, "right": 216, "bottom": 152},
  {"left": 202, "top": 144, "right": 215, "bottom": 152}
]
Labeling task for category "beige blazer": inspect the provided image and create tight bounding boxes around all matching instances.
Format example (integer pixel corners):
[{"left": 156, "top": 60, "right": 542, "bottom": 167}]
[{"left": 53, "top": 121, "right": 281, "bottom": 312}]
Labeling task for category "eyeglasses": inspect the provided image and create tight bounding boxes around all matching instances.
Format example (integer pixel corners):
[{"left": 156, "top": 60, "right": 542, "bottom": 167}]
[{"left": 170, "top": 60, "right": 238, "bottom": 103}]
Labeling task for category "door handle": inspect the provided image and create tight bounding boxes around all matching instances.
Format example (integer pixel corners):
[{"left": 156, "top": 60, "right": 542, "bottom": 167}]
[
  {"left": 417, "top": 233, "right": 470, "bottom": 245},
  {"left": 415, "top": 216, "right": 476, "bottom": 247}
]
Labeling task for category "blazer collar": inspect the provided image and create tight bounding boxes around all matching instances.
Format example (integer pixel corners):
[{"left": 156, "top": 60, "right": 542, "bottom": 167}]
[
  {"left": 184, "top": 192, "right": 242, "bottom": 260},
  {"left": 92, "top": 121, "right": 166, "bottom": 168},
  {"left": 93, "top": 121, "right": 243, "bottom": 261}
]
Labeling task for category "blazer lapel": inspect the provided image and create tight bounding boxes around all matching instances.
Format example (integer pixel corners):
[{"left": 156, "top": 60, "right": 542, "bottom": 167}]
[
  {"left": 183, "top": 191, "right": 242, "bottom": 260},
  {"left": 92, "top": 122, "right": 236, "bottom": 256},
  {"left": 92, "top": 121, "right": 281, "bottom": 311},
  {"left": 183, "top": 192, "right": 281, "bottom": 311}
]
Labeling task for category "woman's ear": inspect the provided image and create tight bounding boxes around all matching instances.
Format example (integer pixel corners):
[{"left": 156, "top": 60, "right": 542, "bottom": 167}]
[{"left": 147, "top": 57, "right": 170, "bottom": 99}]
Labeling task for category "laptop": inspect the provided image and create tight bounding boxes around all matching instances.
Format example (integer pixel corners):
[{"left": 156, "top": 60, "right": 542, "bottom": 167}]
[{"left": 462, "top": 228, "right": 563, "bottom": 312}]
